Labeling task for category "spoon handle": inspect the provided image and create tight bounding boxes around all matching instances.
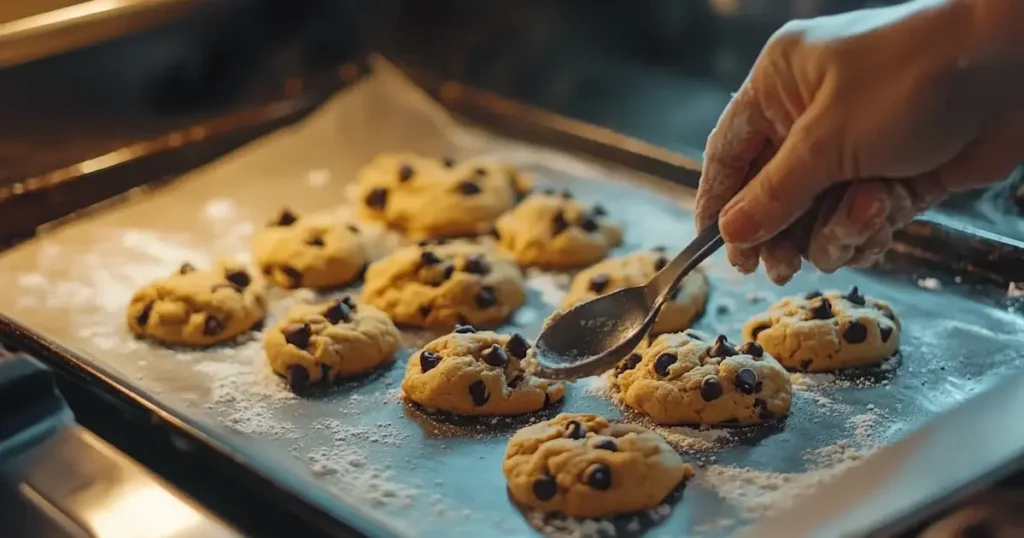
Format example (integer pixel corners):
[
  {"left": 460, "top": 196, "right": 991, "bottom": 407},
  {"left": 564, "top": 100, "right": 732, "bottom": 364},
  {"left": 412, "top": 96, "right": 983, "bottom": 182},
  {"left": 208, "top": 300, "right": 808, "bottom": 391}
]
[{"left": 646, "top": 221, "right": 724, "bottom": 304}]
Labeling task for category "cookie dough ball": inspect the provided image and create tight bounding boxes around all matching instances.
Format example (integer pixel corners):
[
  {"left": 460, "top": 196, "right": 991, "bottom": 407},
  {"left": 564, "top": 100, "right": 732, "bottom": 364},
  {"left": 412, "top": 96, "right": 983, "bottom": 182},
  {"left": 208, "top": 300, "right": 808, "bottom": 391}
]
[
  {"left": 562, "top": 249, "right": 708, "bottom": 334},
  {"left": 357, "top": 153, "right": 530, "bottom": 239},
  {"left": 503, "top": 413, "right": 693, "bottom": 517},
  {"left": 401, "top": 327, "right": 564, "bottom": 416},
  {"left": 615, "top": 331, "right": 792, "bottom": 426},
  {"left": 742, "top": 287, "right": 901, "bottom": 372},
  {"left": 264, "top": 296, "right": 400, "bottom": 392},
  {"left": 127, "top": 262, "right": 266, "bottom": 347},
  {"left": 252, "top": 208, "right": 367, "bottom": 290},
  {"left": 362, "top": 242, "right": 526, "bottom": 329},
  {"left": 495, "top": 190, "right": 623, "bottom": 268}
]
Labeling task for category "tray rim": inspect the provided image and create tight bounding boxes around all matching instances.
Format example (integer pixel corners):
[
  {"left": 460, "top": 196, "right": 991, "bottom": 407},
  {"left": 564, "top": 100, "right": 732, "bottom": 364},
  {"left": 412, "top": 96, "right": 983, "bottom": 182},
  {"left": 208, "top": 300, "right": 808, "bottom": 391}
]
[{"left": 0, "top": 56, "right": 1023, "bottom": 538}]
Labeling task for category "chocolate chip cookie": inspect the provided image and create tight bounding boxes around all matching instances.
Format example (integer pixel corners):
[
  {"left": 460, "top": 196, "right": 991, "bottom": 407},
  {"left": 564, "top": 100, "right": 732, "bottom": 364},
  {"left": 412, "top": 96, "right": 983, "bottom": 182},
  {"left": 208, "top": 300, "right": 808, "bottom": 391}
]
[
  {"left": 361, "top": 242, "right": 526, "bottom": 329},
  {"left": 126, "top": 262, "right": 266, "bottom": 347},
  {"left": 561, "top": 249, "right": 708, "bottom": 334},
  {"left": 357, "top": 153, "right": 530, "bottom": 239},
  {"left": 742, "top": 287, "right": 901, "bottom": 372},
  {"left": 615, "top": 331, "right": 792, "bottom": 426},
  {"left": 503, "top": 413, "right": 693, "bottom": 517},
  {"left": 401, "top": 328, "right": 564, "bottom": 416},
  {"left": 252, "top": 208, "right": 367, "bottom": 290},
  {"left": 264, "top": 296, "right": 400, "bottom": 392},
  {"left": 495, "top": 190, "right": 623, "bottom": 268}
]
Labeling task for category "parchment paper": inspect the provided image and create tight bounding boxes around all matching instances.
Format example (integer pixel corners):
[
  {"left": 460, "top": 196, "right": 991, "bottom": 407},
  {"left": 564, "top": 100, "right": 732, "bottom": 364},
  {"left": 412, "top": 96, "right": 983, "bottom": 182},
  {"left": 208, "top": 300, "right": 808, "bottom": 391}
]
[{"left": 2, "top": 58, "right": 1024, "bottom": 537}]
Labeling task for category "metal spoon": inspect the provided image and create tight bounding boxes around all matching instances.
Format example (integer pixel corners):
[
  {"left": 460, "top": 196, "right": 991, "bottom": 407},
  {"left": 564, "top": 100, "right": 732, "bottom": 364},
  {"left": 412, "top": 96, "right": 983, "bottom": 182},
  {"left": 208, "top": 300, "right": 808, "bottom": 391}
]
[{"left": 532, "top": 222, "right": 723, "bottom": 380}]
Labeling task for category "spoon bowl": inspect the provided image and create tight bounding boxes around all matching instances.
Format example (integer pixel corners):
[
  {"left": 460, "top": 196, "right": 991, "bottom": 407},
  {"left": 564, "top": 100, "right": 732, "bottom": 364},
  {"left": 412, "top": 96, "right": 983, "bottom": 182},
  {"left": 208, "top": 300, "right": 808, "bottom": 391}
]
[{"left": 532, "top": 223, "right": 723, "bottom": 380}]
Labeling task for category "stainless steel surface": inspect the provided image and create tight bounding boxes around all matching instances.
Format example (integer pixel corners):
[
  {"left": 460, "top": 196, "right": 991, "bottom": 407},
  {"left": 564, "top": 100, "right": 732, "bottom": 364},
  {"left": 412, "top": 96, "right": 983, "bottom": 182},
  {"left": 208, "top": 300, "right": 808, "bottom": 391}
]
[
  {"left": 738, "top": 369, "right": 1024, "bottom": 538},
  {"left": 533, "top": 222, "right": 723, "bottom": 380},
  {"left": 2, "top": 426, "right": 242, "bottom": 538},
  {"left": 0, "top": 0, "right": 205, "bottom": 67},
  {"left": 0, "top": 59, "right": 1022, "bottom": 536}
]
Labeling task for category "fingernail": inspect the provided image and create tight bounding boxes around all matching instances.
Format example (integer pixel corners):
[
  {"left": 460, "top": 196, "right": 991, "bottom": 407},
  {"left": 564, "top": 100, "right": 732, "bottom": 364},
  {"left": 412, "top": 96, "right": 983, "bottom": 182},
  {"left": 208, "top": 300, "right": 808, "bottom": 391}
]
[{"left": 720, "top": 199, "right": 765, "bottom": 246}]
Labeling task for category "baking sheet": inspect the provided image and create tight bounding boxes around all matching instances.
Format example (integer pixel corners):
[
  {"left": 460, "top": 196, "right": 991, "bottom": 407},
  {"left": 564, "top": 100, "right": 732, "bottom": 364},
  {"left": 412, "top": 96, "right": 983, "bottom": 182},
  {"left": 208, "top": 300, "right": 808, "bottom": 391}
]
[{"left": 2, "top": 58, "right": 1024, "bottom": 537}]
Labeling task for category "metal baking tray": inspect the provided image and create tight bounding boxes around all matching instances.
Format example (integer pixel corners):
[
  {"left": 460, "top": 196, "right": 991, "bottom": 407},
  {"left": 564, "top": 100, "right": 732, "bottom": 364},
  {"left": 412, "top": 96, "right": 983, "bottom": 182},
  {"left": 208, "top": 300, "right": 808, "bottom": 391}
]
[{"left": 1, "top": 57, "right": 1024, "bottom": 537}]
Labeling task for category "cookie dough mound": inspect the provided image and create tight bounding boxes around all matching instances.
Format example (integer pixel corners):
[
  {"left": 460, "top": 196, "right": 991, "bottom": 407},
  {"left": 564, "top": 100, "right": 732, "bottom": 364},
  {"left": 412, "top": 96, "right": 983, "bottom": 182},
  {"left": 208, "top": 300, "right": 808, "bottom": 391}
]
[
  {"left": 264, "top": 296, "right": 400, "bottom": 392},
  {"left": 127, "top": 261, "right": 266, "bottom": 347},
  {"left": 402, "top": 327, "right": 565, "bottom": 416},
  {"left": 357, "top": 153, "right": 530, "bottom": 239},
  {"left": 742, "top": 287, "right": 901, "bottom": 372},
  {"left": 502, "top": 413, "right": 693, "bottom": 517},
  {"left": 252, "top": 208, "right": 367, "bottom": 290},
  {"left": 495, "top": 190, "right": 623, "bottom": 268},
  {"left": 562, "top": 249, "right": 708, "bottom": 334},
  {"left": 362, "top": 241, "right": 526, "bottom": 329},
  {"left": 615, "top": 331, "right": 792, "bottom": 426}
]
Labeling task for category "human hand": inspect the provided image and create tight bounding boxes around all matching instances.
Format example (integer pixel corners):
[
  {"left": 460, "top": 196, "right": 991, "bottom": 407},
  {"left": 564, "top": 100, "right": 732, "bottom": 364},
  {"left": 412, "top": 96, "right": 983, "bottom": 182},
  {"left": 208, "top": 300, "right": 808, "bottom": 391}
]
[{"left": 695, "top": 0, "right": 1024, "bottom": 284}]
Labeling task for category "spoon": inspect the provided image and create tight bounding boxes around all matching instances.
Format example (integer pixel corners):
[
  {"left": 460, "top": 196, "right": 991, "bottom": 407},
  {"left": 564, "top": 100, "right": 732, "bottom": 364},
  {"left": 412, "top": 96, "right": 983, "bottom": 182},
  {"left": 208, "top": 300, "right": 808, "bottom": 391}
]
[{"left": 532, "top": 222, "right": 723, "bottom": 380}]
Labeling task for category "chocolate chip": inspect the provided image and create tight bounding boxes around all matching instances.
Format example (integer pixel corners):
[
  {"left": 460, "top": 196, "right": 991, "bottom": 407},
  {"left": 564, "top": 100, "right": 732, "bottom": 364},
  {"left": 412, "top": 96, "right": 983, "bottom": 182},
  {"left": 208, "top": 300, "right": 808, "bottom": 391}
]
[
  {"left": 843, "top": 286, "right": 866, "bottom": 306},
  {"left": 552, "top": 211, "right": 570, "bottom": 236},
  {"left": 179, "top": 262, "right": 196, "bottom": 275},
  {"left": 585, "top": 463, "right": 612, "bottom": 491},
  {"left": 810, "top": 298, "right": 833, "bottom": 320},
  {"left": 532, "top": 475, "right": 557, "bottom": 501},
  {"left": 560, "top": 189, "right": 573, "bottom": 199},
  {"left": 580, "top": 217, "right": 599, "bottom": 232},
  {"left": 203, "top": 316, "right": 223, "bottom": 337},
  {"left": 482, "top": 344, "right": 508, "bottom": 367},
  {"left": 453, "top": 324, "right": 477, "bottom": 334},
  {"left": 474, "top": 167, "right": 487, "bottom": 176},
  {"left": 286, "top": 365, "right": 309, "bottom": 392},
  {"left": 843, "top": 320, "right": 868, "bottom": 344},
  {"left": 463, "top": 254, "right": 490, "bottom": 275},
  {"left": 420, "top": 250, "right": 442, "bottom": 266},
  {"left": 708, "top": 335, "right": 738, "bottom": 358},
  {"left": 592, "top": 204, "right": 607, "bottom": 216},
  {"left": 347, "top": 224, "right": 360, "bottom": 234},
  {"left": 398, "top": 164, "right": 414, "bottom": 182},
  {"left": 136, "top": 302, "right": 153, "bottom": 327},
  {"left": 340, "top": 295, "right": 357, "bottom": 310},
  {"left": 364, "top": 188, "right": 388, "bottom": 210},
  {"left": 418, "top": 304, "right": 432, "bottom": 318},
  {"left": 804, "top": 290, "right": 823, "bottom": 300},
  {"left": 616, "top": 353, "right": 642, "bottom": 376},
  {"left": 800, "top": 359, "right": 814, "bottom": 372},
  {"left": 323, "top": 300, "right": 352, "bottom": 324},
  {"left": 750, "top": 324, "right": 771, "bottom": 341},
  {"left": 440, "top": 264, "right": 455, "bottom": 283},
  {"left": 420, "top": 350, "right": 442, "bottom": 372},
  {"left": 280, "top": 266, "right": 303, "bottom": 288},
  {"left": 505, "top": 333, "right": 530, "bottom": 359},
  {"left": 739, "top": 341, "right": 764, "bottom": 358},
  {"left": 564, "top": 420, "right": 585, "bottom": 440},
  {"left": 442, "top": 156, "right": 456, "bottom": 168},
  {"left": 507, "top": 374, "right": 524, "bottom": 389},
  {"left": 700, "top": 375, "right": 723, "bottom": 401},
  {"left": 654, "top": 256, "right": 668, "bottom": 271},
  {"left": 457, "top": 181, "right": 482, "bottom": 196},
  {"left": 541, "top": 187, "right": 556, "bottom": 195},
  {"left": 593, "top": 439, "right": 617, "bottom": 451},
  {"left": 754, "top": 398, "right": 774, "bottom": 419},
  {"left": 654, "top": 353, "right": 676, "bottom": 376},
  {"left": 435, "top": 238, "right": 449, "bottom": 245},
  {"left": 273, "top": 209, "right": 298, "bottom": 226},
  {"left": 225, "top": 270, "right": 251, "bottom": 289},
  {"left": 284, "top": 323, "right": 312, "bottom": 348},
  {"left": 306, "top": 235, "right": 325, "bottom": 247},
  {"left": 475, "top": 286, "right": 498, "bottom": 308},
  {"left": 468, "top": 380, "right": 489, "bottom": 406},
  {"left": 735, "top": 368, "right": 758, "bottom": 395},
  {"left": 880, "top": 325, "right": 894, "bottom": 343},
  {"left": 589, "top": 274, "right": 610, "bottom": 294}
]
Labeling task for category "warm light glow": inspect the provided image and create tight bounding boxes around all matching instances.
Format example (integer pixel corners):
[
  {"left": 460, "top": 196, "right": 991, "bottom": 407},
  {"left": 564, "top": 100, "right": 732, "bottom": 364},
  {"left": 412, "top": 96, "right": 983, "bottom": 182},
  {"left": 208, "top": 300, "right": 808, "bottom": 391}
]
[{"left": 85, "top": 481, "right": 206, "bottom": 538}]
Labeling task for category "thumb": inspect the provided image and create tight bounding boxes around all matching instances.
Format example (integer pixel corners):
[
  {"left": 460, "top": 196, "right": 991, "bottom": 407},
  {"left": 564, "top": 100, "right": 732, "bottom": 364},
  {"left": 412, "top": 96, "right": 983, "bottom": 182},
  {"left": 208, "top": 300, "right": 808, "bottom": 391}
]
[{"left": 719, "top": 118, "right": 841, "bottom": 247}]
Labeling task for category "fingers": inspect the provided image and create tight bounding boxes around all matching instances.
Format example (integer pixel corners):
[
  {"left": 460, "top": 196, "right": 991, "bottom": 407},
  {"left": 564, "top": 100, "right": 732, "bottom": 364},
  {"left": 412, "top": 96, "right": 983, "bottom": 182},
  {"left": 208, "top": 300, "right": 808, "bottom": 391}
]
[
  {"left": 695, "top": 86, "right": 773, "bottom": 231},
  {"left": 719, "top": 115, "right": 841, "bottom": 247},
  {"left": 761, "top": 237, "right": 802, "bottom": 285},
  {"left": 727, "top": 243, "right": 760, "bottom": 274},
  {"left": 807, "top": 182, "right": 890, "bottom": 272}
]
